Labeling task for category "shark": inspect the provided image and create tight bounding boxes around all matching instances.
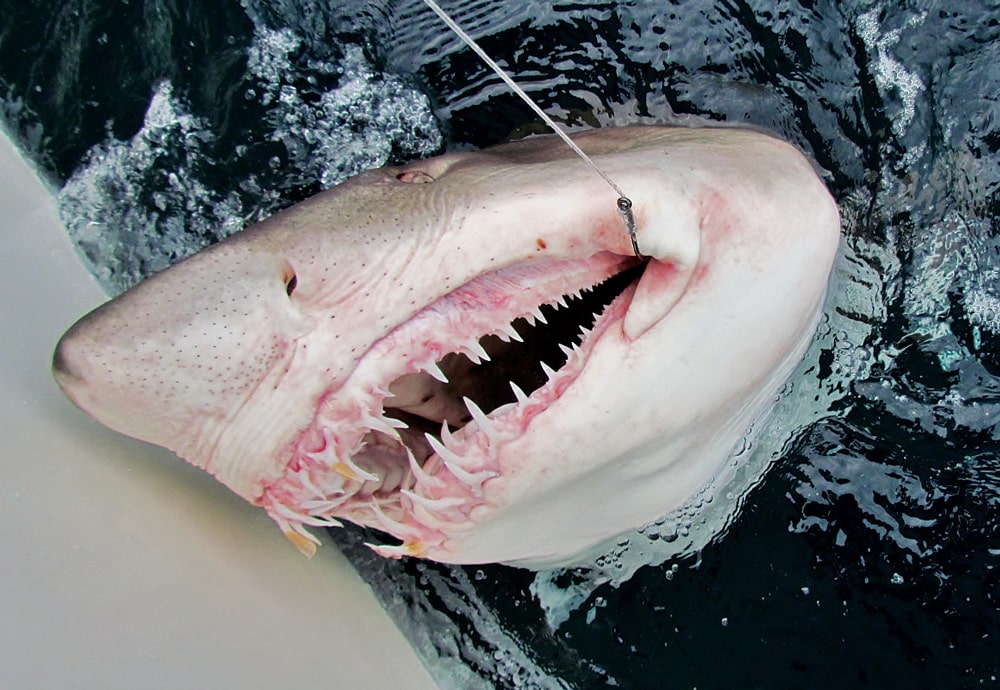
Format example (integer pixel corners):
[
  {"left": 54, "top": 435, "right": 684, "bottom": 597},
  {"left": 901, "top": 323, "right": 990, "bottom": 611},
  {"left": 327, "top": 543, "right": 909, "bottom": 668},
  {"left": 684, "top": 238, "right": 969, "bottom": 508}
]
[{"left": 53, "top": 125, "right": 840, "bottom": 568}]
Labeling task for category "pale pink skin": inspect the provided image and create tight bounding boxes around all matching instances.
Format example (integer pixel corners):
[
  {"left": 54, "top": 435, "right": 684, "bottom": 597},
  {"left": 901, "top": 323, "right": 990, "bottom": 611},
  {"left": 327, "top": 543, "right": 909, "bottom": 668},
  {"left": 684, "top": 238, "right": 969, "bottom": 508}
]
[{"left": 53, "top": 125, "right": 840, "bottom": 568}]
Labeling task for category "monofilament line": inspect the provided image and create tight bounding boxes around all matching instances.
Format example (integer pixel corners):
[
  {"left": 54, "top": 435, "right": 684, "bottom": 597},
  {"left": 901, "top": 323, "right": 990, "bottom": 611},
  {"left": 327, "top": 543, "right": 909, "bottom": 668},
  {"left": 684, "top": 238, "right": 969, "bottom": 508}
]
[{"left": 420, "top": 0, "right": 644, "bottom": 257}]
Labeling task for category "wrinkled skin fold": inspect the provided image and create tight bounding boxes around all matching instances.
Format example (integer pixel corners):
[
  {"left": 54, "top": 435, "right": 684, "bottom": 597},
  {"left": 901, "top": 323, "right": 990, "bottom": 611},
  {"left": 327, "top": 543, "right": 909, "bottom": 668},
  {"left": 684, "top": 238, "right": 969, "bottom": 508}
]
[{"left": 53, "top": 125, "right": 840, "bottom": 568}]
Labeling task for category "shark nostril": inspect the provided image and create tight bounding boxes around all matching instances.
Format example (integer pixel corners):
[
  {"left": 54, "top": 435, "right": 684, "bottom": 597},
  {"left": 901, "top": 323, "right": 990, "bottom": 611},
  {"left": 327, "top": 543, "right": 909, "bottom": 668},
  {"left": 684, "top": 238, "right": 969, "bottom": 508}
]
[{"left": 396, "top": 170, "right": 434, "bottom": 184}]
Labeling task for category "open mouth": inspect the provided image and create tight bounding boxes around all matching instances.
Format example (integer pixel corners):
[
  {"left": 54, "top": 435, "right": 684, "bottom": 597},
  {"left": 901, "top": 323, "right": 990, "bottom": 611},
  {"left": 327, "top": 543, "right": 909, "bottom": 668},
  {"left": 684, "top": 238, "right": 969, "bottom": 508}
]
[{"left": 263, "top": 251, "right": 646, "bottom": 556}]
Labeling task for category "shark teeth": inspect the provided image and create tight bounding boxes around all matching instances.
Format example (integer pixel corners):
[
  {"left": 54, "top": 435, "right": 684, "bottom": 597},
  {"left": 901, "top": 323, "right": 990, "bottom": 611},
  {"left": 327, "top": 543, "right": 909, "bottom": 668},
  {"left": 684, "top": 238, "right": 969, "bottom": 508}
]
[
  {"left": 305, "top": 435, "right": 379, "bottom": 484},
  {"left": 464, "top": 340, "right": 491, "bottom": 364},
  {"left": 360, "top": 409, "right": 405, "bottom": 436},
  {"left": 424, "top": 432, "right": 468, "bottom": 471},
  {"left": 523, "top": 305, "right": 548, "bottom": 326},
  {"left": 423, "top": 359, "right": 449, "bottom": 383},
  {"left": 365, "top": 541, "right": 428, "bottom": 559},
  {"left": 405, "top": 447, "right": 445, "bottom": 491},
  {"left": 400, "top": 489, "right": 466, "bottom": 513},
  {"left": 443, "top": 461, "right": 498, "bottom": 494},
  {"left": 495, "top": 322, "right": 523, "bottom": 343},
  {"left": 540, "top": 360, "right": 558, "bottom": 381},
  {"left": 463, "top": 396, "right": 498, "bottom": 446},
  {"left": 368, "top": 500, "right": 424, "bottom": 540},
  {"left": 423, "top": 432, "right": 497, "bottom": 494},
  {"left": 510, "top": 381, "right": 529, "bottom": 405}
]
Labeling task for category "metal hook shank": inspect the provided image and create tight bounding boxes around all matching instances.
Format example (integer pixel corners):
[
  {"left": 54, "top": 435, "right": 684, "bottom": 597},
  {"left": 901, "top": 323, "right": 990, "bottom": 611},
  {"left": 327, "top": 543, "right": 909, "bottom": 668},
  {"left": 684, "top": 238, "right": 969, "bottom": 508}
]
[{"left": 617, "top": 197, "right": 645, "bottom": 259}]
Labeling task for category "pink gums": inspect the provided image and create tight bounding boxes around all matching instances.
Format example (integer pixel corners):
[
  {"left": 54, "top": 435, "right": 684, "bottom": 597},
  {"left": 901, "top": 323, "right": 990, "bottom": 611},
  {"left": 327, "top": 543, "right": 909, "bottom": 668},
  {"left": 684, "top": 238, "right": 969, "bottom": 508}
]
[{"left": 259, "top": 251, "right": 640, "bottom": 558}]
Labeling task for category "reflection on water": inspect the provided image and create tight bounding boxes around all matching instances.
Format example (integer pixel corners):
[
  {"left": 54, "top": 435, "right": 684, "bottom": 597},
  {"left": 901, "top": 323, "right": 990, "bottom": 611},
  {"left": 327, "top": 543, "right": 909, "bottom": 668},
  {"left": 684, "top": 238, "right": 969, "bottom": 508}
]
[{"left": 2, "top": 0, "right": 998, "bottom": 687}]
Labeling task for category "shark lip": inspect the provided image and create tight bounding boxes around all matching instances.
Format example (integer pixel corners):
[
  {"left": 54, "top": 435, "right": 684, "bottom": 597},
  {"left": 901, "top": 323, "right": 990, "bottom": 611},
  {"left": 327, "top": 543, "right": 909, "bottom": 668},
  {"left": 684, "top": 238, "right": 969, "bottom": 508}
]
[{"left": 261, "top": 250, "right": 646, "bottom": 557}]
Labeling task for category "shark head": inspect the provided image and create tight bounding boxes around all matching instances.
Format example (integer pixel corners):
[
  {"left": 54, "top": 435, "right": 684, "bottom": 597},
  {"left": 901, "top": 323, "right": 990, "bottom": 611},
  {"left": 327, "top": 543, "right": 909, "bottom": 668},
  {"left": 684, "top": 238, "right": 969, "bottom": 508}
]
[{"left": 54, "top": 125, "right": 840, "bottom": 568}]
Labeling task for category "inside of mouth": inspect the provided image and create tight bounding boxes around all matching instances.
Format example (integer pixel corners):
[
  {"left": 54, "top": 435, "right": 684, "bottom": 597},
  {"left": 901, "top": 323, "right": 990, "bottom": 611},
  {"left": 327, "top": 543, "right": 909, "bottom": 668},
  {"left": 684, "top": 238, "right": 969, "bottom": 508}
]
[{"left": 382, "top": 260, "right": 646, "bottom": 453}]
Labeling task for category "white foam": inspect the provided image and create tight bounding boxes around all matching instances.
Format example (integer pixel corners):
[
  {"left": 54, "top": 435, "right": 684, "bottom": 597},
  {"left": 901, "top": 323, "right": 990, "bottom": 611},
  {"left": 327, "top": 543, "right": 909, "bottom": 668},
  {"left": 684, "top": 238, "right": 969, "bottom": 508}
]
[
  {"left": 55, "top": 26, "right": 441, "bottom": 295},
  {"left": 247, "top": 32, "right": 442, "bottom": 188},
  {"left": 967, "top": 289, "right": 1000, "bottom": 335},
  {"left": 57, "top": 81, "right": 235, "bottom": 294},
  {"left": 855, "top": 10, "right": 926, "bottom": 145}
]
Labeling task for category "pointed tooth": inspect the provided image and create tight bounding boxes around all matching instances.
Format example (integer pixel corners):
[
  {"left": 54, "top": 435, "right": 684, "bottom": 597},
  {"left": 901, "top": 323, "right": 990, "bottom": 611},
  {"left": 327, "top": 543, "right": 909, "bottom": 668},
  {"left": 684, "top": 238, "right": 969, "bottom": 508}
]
[
  {"left": 296, "top": 513, "right": 346, "bottom": 528},
  {"left": 405, "top": 447, "right": 445, "bottom": 490},
  {"left": 440, "top": 420, "right": 456, "bottom": 447},
  {"left": 463, "top": 396, "right": 497, "bottom": 446},
  {"left": 366, "top": 541, "right": 425, "bottom": 559},
  {"left": 331, "top": 456, "right": 379, "bottom": 483},
  {"left": 401, "top": 489, "right": 466, "bottom": 513},
  {"left": 296, "top": 468, "right": 334, "bottom": 501},
  {"left": 425, "top": 432, "right": 469, "bottom": 469},
  {"left": 284, "top": 530, "right": 319, "bottom": 558},
  {"left": 361, "top": 410, "right": 403, "bottom": 436},
  {"left": 300, "top": 498, "right": 349, "bottom": 513},
  {"left": 444, "top": 462, "right": 498, "bottom": 494},
  {"left": 369, "top": 500, "right": 422, "bottom": 539},
  {"left": 503, "top": 323, "right": 523, "bottom": 343},
  {"left": 559, "top": 343, "right": 575, "bottom": 359},
  {"left": 541, "top": 361, "right": 557, "bottom": 380},
  {"left": 305, "top": 443, "right": 335, "bottom": 467},
  {"left": 495, "top": 329, "right": 511, "bottom": 343},
  {"left": 469, "top": 340, "right": 490, "bottom": 362},
  {"left": 401, "top": 504, "right": 453, "bottom": 532},
  {"left": 531, "top": 305, "right": 548, "bottom": 324},
  {"left": 555, "top": 295, "right": 568, "bottom": 309},
  {"left": 510, "top": 381, "right": 529, "bottom": 404},
  {"left": 372, "top": 412, "right": 408, "bottom": 430},
  {"left": 424, "top": 360, "right": 449, "bottom": 383}
]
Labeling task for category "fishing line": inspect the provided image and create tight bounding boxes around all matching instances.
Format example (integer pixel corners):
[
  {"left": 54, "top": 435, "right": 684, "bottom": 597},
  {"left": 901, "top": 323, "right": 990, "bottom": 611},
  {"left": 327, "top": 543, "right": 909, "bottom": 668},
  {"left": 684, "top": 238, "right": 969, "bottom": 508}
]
[{"left": 420, "top": 0, "right": 644, "bottom": 258}]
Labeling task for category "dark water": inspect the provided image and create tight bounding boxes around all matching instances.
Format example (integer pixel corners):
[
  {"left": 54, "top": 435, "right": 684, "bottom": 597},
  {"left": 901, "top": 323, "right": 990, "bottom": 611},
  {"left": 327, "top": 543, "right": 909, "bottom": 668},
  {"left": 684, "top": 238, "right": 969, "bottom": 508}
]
[{"left": 3, "top": 1, "right": 999, "bottom": 687}]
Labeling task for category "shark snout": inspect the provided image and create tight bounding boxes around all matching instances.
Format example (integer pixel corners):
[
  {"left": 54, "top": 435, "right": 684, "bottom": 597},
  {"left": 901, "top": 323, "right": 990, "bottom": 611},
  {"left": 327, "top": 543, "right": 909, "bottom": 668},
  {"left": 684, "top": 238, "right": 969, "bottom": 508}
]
[{"left": 52, "top": 324, "right": 92, "bottom": 405}]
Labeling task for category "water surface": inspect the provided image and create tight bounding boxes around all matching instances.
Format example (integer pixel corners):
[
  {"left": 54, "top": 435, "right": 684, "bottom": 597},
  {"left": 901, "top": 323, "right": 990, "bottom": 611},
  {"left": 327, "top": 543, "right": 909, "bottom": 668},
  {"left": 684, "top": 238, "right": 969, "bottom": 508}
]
[{"left": 2, "top": 1, "right": 998, "bottom": 687}]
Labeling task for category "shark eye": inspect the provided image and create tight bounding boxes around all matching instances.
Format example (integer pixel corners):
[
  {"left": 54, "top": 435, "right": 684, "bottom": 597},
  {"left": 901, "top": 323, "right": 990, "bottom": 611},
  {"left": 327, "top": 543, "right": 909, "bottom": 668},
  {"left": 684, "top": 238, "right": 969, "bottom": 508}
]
[{"left": 282, "top": 264, "right": 298, "bottom": 297}]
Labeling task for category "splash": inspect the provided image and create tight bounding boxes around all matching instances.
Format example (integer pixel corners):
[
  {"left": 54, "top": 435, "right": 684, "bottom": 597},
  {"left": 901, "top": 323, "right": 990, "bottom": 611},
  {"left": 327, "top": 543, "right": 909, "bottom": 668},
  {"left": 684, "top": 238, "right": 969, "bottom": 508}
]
[
  {"left": 56, "top": 25, "right": 441, "bottom": 295},
  {"left": 58, "top": 81, "right": 238, "bottom": 293}
]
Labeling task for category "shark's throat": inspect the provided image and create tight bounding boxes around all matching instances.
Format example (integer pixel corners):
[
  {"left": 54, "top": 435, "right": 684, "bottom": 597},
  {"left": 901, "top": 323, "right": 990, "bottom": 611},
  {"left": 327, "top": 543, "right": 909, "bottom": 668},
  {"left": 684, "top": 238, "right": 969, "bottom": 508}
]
[{"left": 261, "top": 253, "right": 645, "bottom": 557}]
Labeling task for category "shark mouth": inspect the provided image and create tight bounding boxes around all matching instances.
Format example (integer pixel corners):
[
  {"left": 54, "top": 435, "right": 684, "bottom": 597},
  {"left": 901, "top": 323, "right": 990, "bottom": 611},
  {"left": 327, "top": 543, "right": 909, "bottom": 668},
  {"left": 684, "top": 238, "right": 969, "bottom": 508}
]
[{"left": 263, "top": 251, "right": 645, "bottom": 558}]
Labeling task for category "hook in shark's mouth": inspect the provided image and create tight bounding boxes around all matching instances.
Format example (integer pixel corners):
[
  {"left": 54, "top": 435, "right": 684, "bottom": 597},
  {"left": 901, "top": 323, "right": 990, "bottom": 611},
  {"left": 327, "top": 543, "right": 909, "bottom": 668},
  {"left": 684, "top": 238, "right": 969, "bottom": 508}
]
[{"left": 264, "top": 252, "right": 646, "bottom": 557}]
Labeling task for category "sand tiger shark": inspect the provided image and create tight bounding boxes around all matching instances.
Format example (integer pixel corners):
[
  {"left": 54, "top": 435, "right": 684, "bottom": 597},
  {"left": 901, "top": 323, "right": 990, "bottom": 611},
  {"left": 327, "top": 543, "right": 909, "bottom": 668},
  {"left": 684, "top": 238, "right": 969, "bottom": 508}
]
[{"left": 53, "top": 125, "right": 840, "bottom": 568}]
